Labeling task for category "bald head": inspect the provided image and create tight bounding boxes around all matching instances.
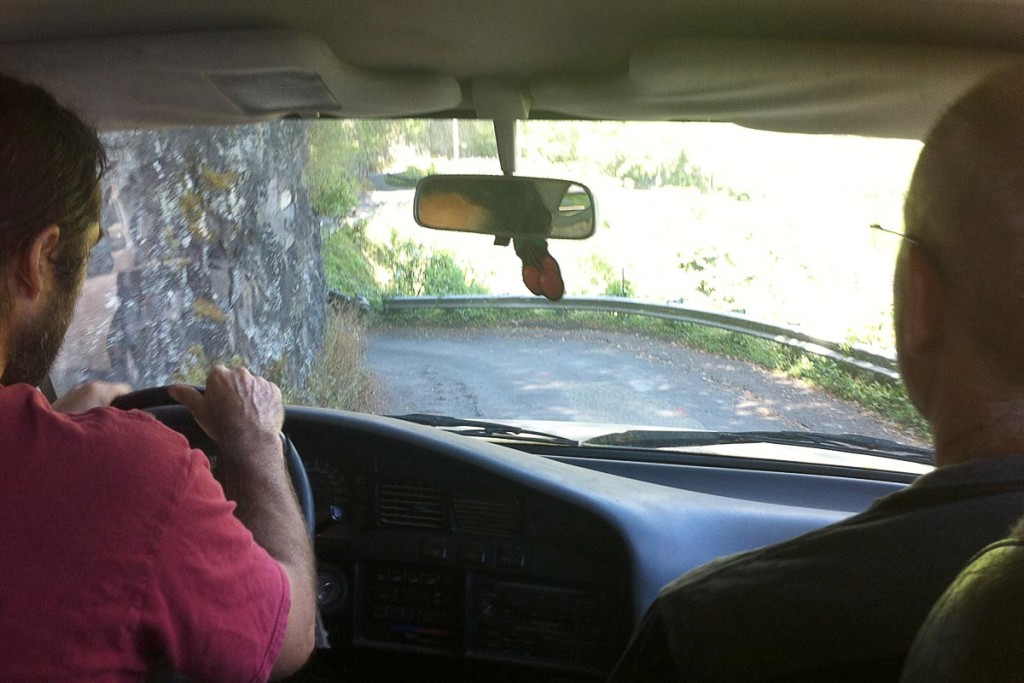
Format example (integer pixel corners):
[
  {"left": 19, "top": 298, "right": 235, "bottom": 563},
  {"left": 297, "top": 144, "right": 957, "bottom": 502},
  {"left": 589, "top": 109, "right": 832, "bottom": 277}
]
[{"left": 904, "top": 66, "right": 1024, "bottom": 385}]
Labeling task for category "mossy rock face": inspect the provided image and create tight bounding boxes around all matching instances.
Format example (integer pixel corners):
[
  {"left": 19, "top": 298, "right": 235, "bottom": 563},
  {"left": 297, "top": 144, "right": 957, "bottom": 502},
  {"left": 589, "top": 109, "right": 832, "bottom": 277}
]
[
  {"left": 180, "top": 191, "right": 214, "bottom": 243},
  {"left": 93, "top": 123, "right": 327, "bottom": 397},
  {"left": 173, "top": 344, "right": 210, "bottom": 386},
  {"left": 192, "top": 297, "right": 228, "bottom": 324},
  {"left": 200, "top": 168, "right": 240, "bottom": 192}
]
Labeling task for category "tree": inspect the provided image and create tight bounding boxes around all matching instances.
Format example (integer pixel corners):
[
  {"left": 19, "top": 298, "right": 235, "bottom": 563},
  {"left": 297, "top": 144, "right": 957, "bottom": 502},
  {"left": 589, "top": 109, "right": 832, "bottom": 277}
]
[{"left": 307, "top": 120, "right": 396, "bottom": 217}]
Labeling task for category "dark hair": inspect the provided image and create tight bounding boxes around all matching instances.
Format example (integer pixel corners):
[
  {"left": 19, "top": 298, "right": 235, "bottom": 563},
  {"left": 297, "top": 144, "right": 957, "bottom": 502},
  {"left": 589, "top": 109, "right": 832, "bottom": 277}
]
[{"left": 0, "top": 73, "right": 106, "bottom": 283}]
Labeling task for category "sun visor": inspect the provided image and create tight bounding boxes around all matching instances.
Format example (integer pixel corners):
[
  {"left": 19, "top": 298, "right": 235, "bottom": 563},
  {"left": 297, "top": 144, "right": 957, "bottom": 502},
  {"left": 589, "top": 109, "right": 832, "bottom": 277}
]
[
  {"left": 533, "top": 39, "right": 1021, "bottom": 139},
  {"left": 0, "top": 29, "right": 462, "bottom": 130}
]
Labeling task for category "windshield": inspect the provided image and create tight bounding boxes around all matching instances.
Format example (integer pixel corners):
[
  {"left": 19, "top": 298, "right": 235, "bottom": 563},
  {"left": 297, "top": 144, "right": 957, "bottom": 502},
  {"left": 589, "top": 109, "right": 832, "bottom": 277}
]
[{"left": 51, "top": 119, "right": 927, "bottom": 450}]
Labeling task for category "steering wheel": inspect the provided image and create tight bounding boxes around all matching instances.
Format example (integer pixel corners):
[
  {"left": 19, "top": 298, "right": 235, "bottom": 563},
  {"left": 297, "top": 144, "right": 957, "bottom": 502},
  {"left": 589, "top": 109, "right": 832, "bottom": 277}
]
[{"left": 110, "top": 385, "right": 316, "bottom": 538}]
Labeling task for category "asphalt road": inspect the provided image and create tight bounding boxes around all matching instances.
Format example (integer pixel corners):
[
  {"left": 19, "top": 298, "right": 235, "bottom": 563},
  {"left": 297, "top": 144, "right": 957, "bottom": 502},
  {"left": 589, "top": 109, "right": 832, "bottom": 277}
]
[{"left": 365, "top": 325, "right": 925, "bottom": 445}]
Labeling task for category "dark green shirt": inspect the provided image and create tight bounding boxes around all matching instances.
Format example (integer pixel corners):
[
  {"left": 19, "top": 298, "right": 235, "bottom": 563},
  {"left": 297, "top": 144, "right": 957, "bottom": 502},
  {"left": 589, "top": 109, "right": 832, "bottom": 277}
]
[{"left": 610, "top": 454, "right": 1024, "bottom": 682}]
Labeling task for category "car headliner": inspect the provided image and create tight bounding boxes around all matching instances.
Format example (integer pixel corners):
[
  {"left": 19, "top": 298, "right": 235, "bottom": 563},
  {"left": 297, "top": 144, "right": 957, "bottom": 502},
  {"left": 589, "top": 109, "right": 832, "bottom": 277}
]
[{"left": 0, "top": 1, "right": 1021, "bottom": 137}]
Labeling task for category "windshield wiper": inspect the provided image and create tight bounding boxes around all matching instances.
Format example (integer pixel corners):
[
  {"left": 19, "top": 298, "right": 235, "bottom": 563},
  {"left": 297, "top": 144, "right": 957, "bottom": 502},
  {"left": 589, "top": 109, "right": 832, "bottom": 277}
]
[
  {"left": 583, "top": 429, "right": 934, "bottom": 465},
  {"left": 391, "top": 413, "right": 580, "bottom": 446}
]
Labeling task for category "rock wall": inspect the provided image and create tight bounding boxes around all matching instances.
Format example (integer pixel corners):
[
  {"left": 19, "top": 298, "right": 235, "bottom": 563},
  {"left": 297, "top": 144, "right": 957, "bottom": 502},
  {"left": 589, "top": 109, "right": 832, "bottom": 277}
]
[{"left": 60, "top": 123, "right": 326, "bottom": 396}]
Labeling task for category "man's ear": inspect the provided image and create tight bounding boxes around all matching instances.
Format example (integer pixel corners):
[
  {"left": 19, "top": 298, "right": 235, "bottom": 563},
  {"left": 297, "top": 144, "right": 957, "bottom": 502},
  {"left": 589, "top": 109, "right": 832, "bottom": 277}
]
[
  {"left": 10, "top": 225, "right": 61, "bottom": 302},
  {"left": 902, "top": 243, "right": 945, "bottom": 357}
]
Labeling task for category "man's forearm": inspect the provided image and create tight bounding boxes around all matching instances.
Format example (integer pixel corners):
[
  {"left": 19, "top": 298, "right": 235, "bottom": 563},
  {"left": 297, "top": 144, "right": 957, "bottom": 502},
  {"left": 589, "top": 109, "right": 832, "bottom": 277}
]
[
  {"left": 220, "top": 436, "right": 310, "bottom": 564},
  {"left": 220, "top": 434, "right": 317, "bottom": 675}
]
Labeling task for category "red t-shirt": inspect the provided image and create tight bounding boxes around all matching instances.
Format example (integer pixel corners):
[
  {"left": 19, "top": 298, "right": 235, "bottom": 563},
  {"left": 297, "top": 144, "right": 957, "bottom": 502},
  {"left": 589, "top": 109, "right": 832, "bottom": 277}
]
[{"left": 0, "top": 385, "right": 290, "bottom": 681}]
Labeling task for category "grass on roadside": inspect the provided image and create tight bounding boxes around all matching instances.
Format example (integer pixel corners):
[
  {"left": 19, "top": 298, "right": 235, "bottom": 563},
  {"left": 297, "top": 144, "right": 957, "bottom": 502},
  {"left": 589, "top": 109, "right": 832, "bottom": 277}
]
[
  {"left": 303, "top": 308, "right": 380, "bottom": 413},
  {"left": 379, "top": 307, "right": 931, "bottom": 440},
  {"left": 170, "top": 307, "right": 379, "bottom": 413}
]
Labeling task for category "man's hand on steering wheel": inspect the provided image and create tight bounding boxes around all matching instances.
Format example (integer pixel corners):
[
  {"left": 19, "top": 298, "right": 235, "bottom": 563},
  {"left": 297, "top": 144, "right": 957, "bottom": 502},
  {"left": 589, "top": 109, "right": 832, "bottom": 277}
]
[
  {"left": 168, "top": 365, "right": 284, "bottom": 454},
  {"left": 52, "top": 380, "right": 133, "bottom": 414}
]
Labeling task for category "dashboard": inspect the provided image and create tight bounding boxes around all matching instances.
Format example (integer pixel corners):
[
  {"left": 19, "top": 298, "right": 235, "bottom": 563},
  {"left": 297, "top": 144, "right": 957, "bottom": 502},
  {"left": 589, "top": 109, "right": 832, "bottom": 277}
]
[{"left": 152, "top": 405, "right": 916, "bottom": 682}]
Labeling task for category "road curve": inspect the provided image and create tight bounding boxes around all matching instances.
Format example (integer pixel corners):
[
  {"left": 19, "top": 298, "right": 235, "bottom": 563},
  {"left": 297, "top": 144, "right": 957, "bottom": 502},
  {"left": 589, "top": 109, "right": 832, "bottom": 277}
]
[{"left": 364, "top": 325, "right": 925, "bottom": 445}]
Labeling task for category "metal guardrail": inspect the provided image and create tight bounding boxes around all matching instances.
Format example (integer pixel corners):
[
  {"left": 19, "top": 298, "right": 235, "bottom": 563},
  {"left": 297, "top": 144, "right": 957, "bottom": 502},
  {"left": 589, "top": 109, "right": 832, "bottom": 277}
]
[{"left": 383, "top": 295, "right": 901, "bottom": 381}]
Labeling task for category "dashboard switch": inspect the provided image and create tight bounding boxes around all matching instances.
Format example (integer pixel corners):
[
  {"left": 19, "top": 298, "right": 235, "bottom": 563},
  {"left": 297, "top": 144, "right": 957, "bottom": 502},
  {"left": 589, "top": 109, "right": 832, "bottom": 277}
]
[{"left": 421, "top": 538, "right": 448, "bottom": 560}]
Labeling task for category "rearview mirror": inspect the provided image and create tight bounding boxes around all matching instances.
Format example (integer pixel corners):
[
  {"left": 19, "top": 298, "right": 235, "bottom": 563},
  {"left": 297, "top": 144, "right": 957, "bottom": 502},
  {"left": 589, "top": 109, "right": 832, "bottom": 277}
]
[{"left": 414, "top": 175, "right": 596, "bottom": 240}]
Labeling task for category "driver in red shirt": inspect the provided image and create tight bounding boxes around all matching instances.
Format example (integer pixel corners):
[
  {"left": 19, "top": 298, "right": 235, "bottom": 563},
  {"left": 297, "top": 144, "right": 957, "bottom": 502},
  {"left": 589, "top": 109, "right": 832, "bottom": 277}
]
[{"left": 0, "top": 74, "right": 316, "bottom": 679}]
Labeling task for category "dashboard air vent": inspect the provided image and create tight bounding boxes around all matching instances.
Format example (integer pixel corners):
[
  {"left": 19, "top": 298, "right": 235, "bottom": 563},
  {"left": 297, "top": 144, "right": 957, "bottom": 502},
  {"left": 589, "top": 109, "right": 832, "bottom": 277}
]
[
  {"left": 379, "top": 482, "right": 445, "bottom": 529},
  {"left": 453, "top": 497, "right": 522, "bottom": 536}
]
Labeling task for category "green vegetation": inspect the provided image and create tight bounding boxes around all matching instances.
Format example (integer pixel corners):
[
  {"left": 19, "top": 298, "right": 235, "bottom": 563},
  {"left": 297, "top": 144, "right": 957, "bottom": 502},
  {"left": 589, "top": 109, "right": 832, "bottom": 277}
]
[
  {"left": 385, "top": 164, "right": 437, "bottom": 188},
  {"left": 399, "top": 119, "right": 497, "bottom": 158},
  {"left": 586, "top": 254, "right": 636, "bottom": 297},
  {"left": 172, "top": 310, "right": 379, "bottom": 413},
  {"left": 307, "top": 119, "right": 496, "bottom": 217},
  {"left": 353, "top": 229, "right": 489, "bottom": 298},
  {"left": 373, "top": 232, "right": 488, "bottom": 297},
  {"left": 678, "top": 247, "right": 750, "bottom": 309},
  {"left": 307, "top": 120, "right": 396, "bottom": 217},
  {"left": 322, "top": 222, "right": 379, "bottom": 300},
  {"left": 518, "top": 121, "right": 748, "bottom": 197},
  {"left": 302, "top": 308, "right": 380, "bottom": 412},
  {"left": 321, "top": 222, "right": 489, "bottom": 306},
  {"left": 603, "top": 150, "right": 745, "bottom": 196},
  {"left": 173, "top": 345, "right": 218, "bottom": 386}
]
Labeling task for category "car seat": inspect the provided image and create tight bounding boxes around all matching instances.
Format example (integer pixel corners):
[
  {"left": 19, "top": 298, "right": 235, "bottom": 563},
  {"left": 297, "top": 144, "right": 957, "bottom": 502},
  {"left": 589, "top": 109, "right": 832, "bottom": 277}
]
[{"left": 900, "top": 533, "right": 1024, "bottom": 682}]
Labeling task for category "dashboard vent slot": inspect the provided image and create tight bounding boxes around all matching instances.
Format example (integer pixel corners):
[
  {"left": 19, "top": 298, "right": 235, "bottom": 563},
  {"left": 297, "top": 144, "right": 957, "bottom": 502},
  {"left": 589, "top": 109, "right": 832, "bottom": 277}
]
[
  {"left": 379, "top": 482, "right": 445, "bottom": 529},
  {"left": 453, "top": 497, "right": 522, "bottom": 536}
]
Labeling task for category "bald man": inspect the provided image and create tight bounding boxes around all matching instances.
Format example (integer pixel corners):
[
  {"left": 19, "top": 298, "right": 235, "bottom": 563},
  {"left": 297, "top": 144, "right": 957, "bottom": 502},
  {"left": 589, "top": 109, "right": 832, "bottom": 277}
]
[{"left": 609, "top": 66, "right": 1024, "bottom": 682}]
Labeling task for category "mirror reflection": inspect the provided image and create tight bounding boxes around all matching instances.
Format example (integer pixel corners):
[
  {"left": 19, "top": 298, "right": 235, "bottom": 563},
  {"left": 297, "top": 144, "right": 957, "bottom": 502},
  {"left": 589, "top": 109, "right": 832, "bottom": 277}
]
[{"left": 414, "top": 175, "right": 596, "bottom": 240}]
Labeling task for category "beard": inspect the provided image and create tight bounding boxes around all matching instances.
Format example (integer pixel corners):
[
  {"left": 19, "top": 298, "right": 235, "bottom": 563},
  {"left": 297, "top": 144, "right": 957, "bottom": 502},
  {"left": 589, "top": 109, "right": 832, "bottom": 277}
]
[{"left": 1, "top": 267, "right": 82, "bottom": 387}]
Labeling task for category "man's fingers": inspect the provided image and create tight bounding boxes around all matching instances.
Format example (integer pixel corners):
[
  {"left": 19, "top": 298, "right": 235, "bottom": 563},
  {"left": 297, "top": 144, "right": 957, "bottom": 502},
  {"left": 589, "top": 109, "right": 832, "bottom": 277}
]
[
  {"left": 52, "top": 380, "right": 135, "bottom": 414},
  {"left": 92, "top": 382, "right": 133, "bottom": 404},
  {"left": 107, "top": 382, "right": 133, "bottom": 398},
  {"left": 169, "top": 383, "right": 222, "bottom": 441},
  {"left": 168, "top": 384, "right": 204, "bottom": 412}
]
